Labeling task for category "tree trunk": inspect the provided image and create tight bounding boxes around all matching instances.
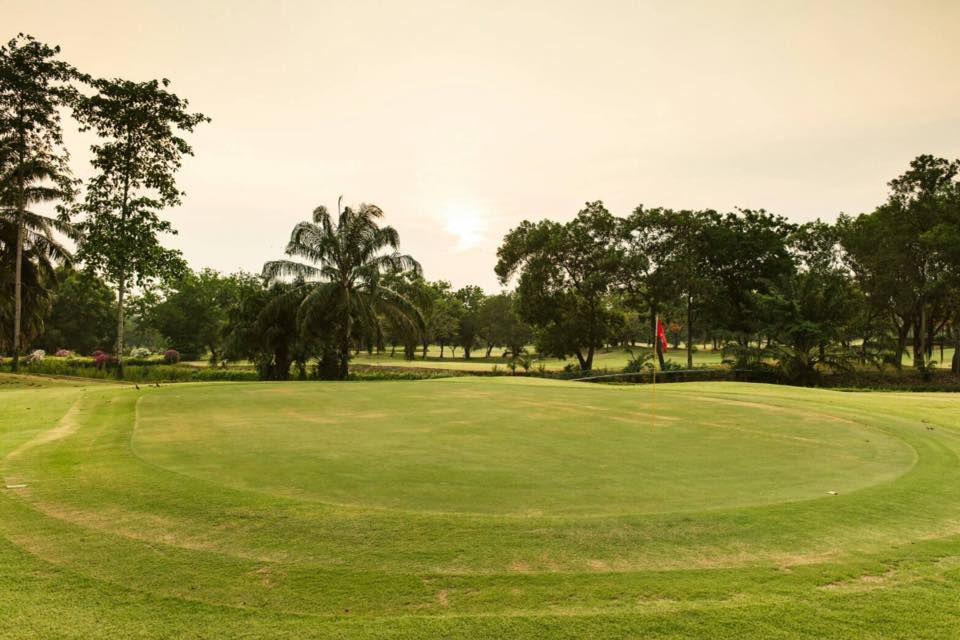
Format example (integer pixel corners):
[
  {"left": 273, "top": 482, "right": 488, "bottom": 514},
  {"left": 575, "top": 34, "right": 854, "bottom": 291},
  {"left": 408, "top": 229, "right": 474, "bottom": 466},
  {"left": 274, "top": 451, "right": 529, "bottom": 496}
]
[
  {"left": 914, "top": 305, "right": 926, "bottom": 370},
  {"left": 485, "top": 343, "right": 493, "bottom": 358},
  {"left": 952, "top": 329, "right": 960, "bottom": 374},
  {"left": 895, "top": 322, "right": 909, "bottom": 369},
  {"left": 115, "top": 280, "right": 126, "bottom": 378},
  {"left": 575, "top": 350, "right": 588, "bottom": 371},
  {"left": 11, "top": 215, "right": 24, "bottom": 372},
  {"left": 686, "top": 294, "right": 693, "bottom": 370},
  {"left": 338, "top": 306, "right": 351, "bottom": 380}
]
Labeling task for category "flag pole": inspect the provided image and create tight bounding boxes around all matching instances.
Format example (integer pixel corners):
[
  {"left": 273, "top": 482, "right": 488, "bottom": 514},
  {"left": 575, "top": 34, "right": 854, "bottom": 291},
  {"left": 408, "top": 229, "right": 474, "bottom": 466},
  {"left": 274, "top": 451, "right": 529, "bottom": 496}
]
[{"left": 651, "top": 314, "right": 657, "bottom": 429}]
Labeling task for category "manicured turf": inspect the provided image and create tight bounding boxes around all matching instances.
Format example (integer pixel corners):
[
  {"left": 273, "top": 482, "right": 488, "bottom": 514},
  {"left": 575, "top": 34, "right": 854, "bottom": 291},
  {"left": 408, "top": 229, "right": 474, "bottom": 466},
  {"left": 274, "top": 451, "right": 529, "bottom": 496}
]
[
  {"left": 3, "top": 374, "right": 960, "bottom": 638},
  {"left": 352, "top": 345, "right": 727, "bottom": 372}
]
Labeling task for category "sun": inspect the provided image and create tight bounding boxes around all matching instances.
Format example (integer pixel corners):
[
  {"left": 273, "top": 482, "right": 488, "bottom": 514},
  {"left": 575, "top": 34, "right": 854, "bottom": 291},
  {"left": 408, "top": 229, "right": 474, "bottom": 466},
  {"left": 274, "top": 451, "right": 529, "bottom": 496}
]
[{"left": 441, "top": 202, "right": 487, "bottom": 251}]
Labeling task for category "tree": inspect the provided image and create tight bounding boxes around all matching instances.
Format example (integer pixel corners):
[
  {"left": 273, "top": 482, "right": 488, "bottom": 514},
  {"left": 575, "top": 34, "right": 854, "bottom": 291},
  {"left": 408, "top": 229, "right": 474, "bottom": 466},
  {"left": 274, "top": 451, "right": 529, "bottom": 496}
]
[
  {"left": 223, "top": 279, "right": 305, "bottom": 380},
  {"left": 697, "top": 209, "right": 796, "bottom": 361},
  {"left": 144, "top": 269, "right": 249, "bottom": 362},
  {"left": 263, "top": 199, "right": 423, "bottom": 379},
  {"left": 35, "top": 266, "right": 115, "bottom": 354},
  {"left": 627, "top": 208, "right": 713, "bottom": 369},
  {"left": 477, "top": 292, "right": 531, "bottom": 357},
  {"left": 73, "top": 76, "right": 207, "bottom": 376},
  {"left": 453, "top": 285, "right": 485, "bottom": 358},
  {"left": 0, "top": 212, "right": 70, "bottom": 353},
  {"left": 496, "top": 201, "right": 635, "bottom": 371},
  {"left": 840, "top": 155, "right": 960, "bottom": 370},
  {"left": 0, "top": 34, "right": 77, "bottom": 370},
  {"left": 405, "top": 278, "right": 456, "bottom": 359}
]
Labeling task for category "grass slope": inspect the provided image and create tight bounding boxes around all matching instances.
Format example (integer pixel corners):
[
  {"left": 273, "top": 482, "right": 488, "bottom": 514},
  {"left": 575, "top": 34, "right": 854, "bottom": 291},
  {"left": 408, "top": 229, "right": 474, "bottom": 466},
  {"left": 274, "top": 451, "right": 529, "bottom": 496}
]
[{"left": 2, "top": 375, "right": 960, "bottom": 637}]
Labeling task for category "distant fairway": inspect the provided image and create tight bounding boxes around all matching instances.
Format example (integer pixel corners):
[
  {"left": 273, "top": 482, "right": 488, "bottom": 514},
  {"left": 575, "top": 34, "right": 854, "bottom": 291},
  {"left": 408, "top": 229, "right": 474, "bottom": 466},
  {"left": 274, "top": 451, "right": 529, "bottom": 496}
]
[
  {"left": 4, "top": 375, "right": 960, "bottom": 638},
  {"left": 352, "top": 345, "right": 727, "bottom": 372}
]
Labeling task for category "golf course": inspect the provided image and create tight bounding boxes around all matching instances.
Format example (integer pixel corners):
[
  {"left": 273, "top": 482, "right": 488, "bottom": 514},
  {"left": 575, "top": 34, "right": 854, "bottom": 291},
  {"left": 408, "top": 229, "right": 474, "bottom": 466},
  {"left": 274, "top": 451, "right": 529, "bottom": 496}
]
[{"left": 4, "top": 374, "right": 960, "bottom": 638}]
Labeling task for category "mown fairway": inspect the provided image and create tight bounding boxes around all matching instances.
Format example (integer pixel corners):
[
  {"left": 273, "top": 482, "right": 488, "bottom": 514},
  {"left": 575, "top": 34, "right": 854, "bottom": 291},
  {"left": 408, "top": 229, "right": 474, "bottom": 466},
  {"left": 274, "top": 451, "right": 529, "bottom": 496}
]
[{"left": 3, "top": 375, "right": 960, "bottom": 638}]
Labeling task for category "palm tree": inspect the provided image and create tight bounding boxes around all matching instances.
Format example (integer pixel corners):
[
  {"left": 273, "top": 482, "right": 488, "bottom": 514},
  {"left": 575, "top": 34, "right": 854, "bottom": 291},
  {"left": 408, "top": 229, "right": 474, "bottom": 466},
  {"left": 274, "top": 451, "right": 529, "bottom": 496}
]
[
  {"left": 263, "top": 199, "right": 423, "bottom": 379},
  {"left": 0, "top": 209, "right": 72, "bottom": 356},
  {"left": 0, "top": 140, "right": 75, "bottom": 366}
]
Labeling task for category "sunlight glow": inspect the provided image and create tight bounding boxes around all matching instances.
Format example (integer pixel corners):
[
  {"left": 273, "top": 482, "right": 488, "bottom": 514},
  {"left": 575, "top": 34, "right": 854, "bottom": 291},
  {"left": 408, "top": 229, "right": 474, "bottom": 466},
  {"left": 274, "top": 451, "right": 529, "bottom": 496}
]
[{"left": 441, "top": 203, "right": 488, "bottom": 251}]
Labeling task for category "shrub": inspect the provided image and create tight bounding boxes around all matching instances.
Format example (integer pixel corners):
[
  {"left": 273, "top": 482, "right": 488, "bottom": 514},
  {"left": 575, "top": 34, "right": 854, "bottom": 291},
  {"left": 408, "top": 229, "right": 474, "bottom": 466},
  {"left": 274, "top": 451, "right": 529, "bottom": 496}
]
[
  {"left": 130, "top": 347, "right": 152, "bottom": 359},
  {"left": 93, "top": 351, "right": 115, "bottom": 370},
  {"left": 54, "top": 349, "right": 73, "bottom": 358},
  {"left": 623, "top": 349, "right": 654, "bottom": 374},
  {"left": 25, "top": 349, "right": 45, "bottom": 364},
  {"left": 163, "top": 349, "right": 181, "bottom": 364}
]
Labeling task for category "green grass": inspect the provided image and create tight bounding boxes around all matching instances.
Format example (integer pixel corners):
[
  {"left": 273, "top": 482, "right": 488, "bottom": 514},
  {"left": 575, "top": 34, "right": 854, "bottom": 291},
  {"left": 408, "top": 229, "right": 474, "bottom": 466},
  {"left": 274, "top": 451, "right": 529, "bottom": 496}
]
[
  {"left": 4, "top": 373, "right": 960, "bottom": 637},
  {"left": 353, "top": 345, "right": 727, "bottom": 372}
]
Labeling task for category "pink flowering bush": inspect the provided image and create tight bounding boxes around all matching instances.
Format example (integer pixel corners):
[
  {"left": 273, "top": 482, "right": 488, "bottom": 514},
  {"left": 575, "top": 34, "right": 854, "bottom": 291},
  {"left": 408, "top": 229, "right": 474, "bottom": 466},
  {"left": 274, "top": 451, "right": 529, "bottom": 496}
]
[
  {"left": 163, "top": 349, "right": 181, "bottom": 364},
  {"left": 93, "top": 351, "right": 115, "bottom": 370},
  {"left": 55, "top": 349, "right": 73, "bottom": 358}
]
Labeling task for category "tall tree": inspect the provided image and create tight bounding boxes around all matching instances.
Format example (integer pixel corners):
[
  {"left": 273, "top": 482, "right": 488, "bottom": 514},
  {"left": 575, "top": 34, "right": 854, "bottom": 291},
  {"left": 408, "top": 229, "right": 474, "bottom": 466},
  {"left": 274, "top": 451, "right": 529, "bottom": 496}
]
[
  {"left": 453, "top": 285, "right": 485, "bottom": 359},
  {"left": 263, "top": 200, "right": 423, "bottom": 379},
  {"left": 0, "top": 34, "right": 76, "bottom": 370},
  {"left": 627, "top": 207, "right": 713, "bottom": 369},
  {"left": 0, "top": 212, "right": 70, "bottom": 353},
  {"left": 477, "top": 292, "right": 532, "bottom": 357},
  {"left": 496, "top": 201, "right": 635, "bottom": 371},
  {"left": 840, "top": 155, "right": 960, "bottom": 369},
  {"left": 73, "top": 77, "right": 207, "bottom": 376},
  {"left": 698, "top": 209, "right": 796, "bottom": 360}
]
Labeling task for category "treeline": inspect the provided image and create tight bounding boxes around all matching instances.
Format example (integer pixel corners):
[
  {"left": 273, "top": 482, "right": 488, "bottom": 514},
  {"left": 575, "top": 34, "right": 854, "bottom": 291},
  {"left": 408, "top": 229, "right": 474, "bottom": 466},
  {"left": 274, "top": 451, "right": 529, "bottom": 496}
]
[
  {"left": 497, "top": 153, "right": 960, "bottom": 383},
  {"left": 20, "top": 153, "right": 960, "bottom": 386},
  {"left": 5, "top": 35, "right": 960, "bottom": 386}
]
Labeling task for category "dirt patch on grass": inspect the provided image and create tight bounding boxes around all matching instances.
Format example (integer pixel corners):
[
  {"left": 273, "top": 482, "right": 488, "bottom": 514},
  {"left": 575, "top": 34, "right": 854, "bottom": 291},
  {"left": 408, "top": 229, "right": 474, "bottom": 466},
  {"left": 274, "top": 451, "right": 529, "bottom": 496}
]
[{"left": 5, "top": 397, "right": 84, "bottom": 461}]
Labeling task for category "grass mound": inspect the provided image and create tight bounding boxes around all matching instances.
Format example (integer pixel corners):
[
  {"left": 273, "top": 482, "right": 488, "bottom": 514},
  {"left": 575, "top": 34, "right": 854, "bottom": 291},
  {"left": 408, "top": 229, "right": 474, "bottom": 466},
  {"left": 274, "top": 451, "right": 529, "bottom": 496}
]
[{"left": 2, "top": 375, "right": 960, "bottom": 638}]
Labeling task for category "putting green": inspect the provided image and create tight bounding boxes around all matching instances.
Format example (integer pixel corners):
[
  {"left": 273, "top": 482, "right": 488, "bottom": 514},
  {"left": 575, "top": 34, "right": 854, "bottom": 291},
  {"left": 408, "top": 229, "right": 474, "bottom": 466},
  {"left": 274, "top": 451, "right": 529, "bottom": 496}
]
[
  {"left": 132, "top": 379, "right": 914, "bottom": 516},
  {"left": 4, "top": 375, "right": 960, "bottom": 638}
]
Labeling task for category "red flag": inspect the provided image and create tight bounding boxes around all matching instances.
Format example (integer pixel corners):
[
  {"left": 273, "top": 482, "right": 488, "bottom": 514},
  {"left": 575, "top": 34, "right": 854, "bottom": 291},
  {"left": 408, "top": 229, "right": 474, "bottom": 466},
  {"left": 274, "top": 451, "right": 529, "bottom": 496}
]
[{"left": 656, "top": 317, "right": 668, "bottom": 353}]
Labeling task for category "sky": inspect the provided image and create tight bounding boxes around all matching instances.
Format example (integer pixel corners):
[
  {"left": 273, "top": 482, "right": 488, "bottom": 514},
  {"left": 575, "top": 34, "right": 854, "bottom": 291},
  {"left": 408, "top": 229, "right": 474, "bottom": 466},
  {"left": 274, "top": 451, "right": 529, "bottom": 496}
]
[{"left": 6, "top": 0, "right": 960, "bottom": 291}]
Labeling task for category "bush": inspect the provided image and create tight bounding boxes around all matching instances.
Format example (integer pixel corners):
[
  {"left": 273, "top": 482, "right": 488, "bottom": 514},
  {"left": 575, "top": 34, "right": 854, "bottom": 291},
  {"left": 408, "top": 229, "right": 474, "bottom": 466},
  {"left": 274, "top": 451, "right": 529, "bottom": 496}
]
[
  {"left": 163, "top": 349, "right": 180, "bottom": 364},
  {"left": 25, "top": 349, "right": 45, "bottom": 364},
  {"left": 623, "top": 349, "right": 654, "bottom": 374},
  {"left": 54, "top": 349, "right": 73, "bottom": 358},
  {"left": 93, "top": 352, "right": 115, "bottom": 370},
  {"left": 130, "top": 347, "right": 152, "bottom": 359}
]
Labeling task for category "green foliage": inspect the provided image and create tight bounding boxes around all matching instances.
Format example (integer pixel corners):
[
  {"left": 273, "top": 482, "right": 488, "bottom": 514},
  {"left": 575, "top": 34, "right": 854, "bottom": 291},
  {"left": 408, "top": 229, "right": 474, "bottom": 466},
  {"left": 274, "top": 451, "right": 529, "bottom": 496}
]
[
  {"left": 840, "top": 155, "right": 960, "bottom": 370},
  {"left": 33, "top": 266, "right": 115, "bottom": 354},
  {"left": 262, "top": 200, "right": 423, "bottom": 379},
  {"left": 0, "top": 34, "right": 78, "bottom": 370},
  {"left": 145, "top": 268, "right": 251, "bottom": 362},
  {"left": 72, "top": 75, "right": 208, "bottom": 371},
  {"left": 223, "top": 279, "right": 303, "bottom": 380},
  {"left": 496, "top": 201, "right": 636, "bottom": 371},
  {"left": 452, "top": 284, "right": 485, "bottom": 358},
  {"left": 477, "top": 292, "right": 532, "bottom": 357}
]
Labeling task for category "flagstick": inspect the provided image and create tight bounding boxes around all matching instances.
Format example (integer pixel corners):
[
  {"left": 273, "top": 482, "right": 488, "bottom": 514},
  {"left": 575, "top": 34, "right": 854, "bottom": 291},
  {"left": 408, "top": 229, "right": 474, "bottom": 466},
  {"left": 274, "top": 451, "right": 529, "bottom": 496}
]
[{"left": 651, "top": 314, "right": 657, "bottom": 429}]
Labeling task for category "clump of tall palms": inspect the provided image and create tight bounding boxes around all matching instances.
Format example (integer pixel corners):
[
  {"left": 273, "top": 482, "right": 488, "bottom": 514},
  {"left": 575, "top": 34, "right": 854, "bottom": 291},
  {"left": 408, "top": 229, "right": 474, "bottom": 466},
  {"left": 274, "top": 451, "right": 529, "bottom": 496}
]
[{"left": 263, "top": 199, "right": 424, "bottom": 379}]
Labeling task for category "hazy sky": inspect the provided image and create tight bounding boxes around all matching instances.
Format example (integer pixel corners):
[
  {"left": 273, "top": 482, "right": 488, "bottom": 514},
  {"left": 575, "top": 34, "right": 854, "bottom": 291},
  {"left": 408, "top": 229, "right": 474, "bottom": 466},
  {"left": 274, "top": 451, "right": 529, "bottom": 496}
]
[{"left": 7, "top": 0, "right": 960, "bottom": 290}]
